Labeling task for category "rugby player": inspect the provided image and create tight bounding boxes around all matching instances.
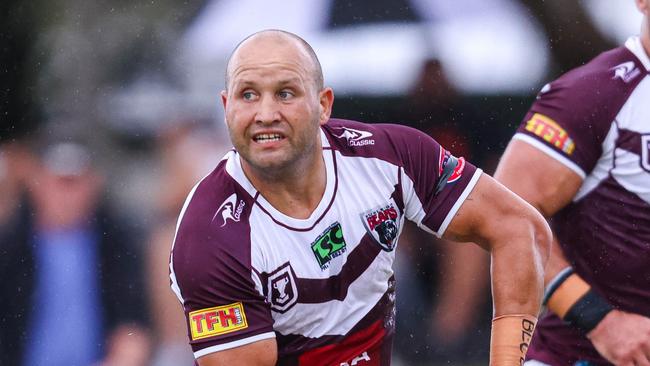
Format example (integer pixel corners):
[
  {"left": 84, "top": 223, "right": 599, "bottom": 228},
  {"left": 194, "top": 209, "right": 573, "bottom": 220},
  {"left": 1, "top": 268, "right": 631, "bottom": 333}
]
[
  {"left": 495, "top": 1, "right": 650, "bottom": 364},
  {"left": 170, "top": 30, "right": 551, "bottom": 365}
]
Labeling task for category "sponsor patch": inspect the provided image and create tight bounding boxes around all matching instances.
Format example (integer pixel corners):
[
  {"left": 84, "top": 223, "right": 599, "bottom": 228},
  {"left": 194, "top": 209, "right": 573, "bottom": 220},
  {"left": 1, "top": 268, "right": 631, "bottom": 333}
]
[
  {"left": 361, "top": 203, "right": 400, "bottom": 252},
  {"left": 189, "top": 302, "right": 248, "bottom": 340},
  {"left": 267, "top": 262, "right": 299, "bottom": 313},
  {"left": 311, "top": 222, "right": 347, "bottom": 270},
  {"left": 525, "top": 113, "right": 575, "bottom": 155},
  {"left": 335, "top": 126, "right": 375, "bottom": 147},
  {"left": 213, "top": 193, "right": 245, "bottom": 227}
]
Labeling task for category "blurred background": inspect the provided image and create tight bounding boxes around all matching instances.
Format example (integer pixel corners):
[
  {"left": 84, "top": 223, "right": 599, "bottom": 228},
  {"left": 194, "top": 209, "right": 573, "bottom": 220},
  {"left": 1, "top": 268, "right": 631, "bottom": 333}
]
[{"left": 0, "top": 0, "right": 643, "bottom": 365}]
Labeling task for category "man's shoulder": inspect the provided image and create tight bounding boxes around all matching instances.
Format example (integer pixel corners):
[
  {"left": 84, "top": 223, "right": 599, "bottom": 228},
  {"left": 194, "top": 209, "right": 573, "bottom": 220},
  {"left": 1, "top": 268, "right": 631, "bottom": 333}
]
[
  {"left": 323, "top": 118, "right": 434, "bottom": 162},
  {"left": 545, "top": 45, "right": 644, "bottom": 102},
  {"left": 174, "top": 155, "right": 254, "bottom": 249}
]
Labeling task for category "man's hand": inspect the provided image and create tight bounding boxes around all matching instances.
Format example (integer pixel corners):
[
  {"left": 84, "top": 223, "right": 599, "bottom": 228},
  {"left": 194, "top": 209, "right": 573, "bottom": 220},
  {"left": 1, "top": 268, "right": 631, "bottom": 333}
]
[{"left": 587, "top": 310, "right": 650, "bottom": 365}]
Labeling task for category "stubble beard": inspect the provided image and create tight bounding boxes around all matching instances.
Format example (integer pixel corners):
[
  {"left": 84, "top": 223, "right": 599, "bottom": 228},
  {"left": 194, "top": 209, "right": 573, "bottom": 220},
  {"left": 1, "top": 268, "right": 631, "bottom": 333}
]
[{"left": 236, "top": 121, "right": 321, "bottom": 182}]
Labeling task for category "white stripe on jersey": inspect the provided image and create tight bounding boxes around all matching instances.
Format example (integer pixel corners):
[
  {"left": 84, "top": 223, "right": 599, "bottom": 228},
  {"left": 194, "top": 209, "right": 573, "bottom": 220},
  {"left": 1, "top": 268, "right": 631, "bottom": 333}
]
[
  {"left": 194, "top": 331, "right": 277, "bottom": 358},
  {"left": 574, "top": 123, "right": 618, "bottom": 202},
  {"left": 399, "top": 167, "right": 432, "bottom": 234},
  {"left": 248, "top": 153, "right": 401, "bottom": 337},
  {"left": 438, "top": 168, "right": 483, "bottom": 236},
  {"left": 523, "top": 360, "right": 551, "bottom": 366},
  {"left": 512, "top": 133, "right": 586, "bottom": 179},
  {"left": 576, "top": 76, "right": 650, "bottom": 203}
]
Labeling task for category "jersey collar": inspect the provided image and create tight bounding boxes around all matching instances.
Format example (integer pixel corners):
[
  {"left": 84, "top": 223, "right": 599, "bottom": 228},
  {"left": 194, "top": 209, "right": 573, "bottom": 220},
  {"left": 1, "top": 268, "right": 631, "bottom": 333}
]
[
  {"left": 226, "top": 129, "right": 338, "bottom": 231},
  {"left": 626, "top": 36, "right": 650, "bottom": 72}
]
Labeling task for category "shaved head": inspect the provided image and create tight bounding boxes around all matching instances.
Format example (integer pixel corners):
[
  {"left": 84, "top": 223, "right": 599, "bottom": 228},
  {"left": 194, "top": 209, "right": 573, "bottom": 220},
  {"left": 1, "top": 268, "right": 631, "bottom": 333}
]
[{"left": 225, "top": 30, "right": 324, "bottom": 91}]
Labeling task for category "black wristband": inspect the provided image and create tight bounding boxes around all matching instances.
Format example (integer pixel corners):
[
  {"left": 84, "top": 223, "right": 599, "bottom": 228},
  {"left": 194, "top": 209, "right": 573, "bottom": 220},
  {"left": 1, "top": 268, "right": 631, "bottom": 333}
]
[{"left": 563, "top": 289, "right": 614, "bottom": 333}]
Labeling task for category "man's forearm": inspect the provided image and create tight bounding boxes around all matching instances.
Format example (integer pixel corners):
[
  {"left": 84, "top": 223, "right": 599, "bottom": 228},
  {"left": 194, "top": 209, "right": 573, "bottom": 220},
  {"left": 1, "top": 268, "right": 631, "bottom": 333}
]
[{"left": 488, "top": 216, "right": 549, "bottom": 365}]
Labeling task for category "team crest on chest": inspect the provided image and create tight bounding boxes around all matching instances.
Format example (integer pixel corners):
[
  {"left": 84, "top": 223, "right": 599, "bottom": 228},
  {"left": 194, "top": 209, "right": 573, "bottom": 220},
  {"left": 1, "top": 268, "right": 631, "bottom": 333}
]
[
  {"left": 310, "top": 222, "right": 348, "bottom": 270},
  {"left": 266, "top": 262, "right": 298, "bottom": 313},
  {"left": 361, "top": 202, "right": 400, "bottom": 252}
]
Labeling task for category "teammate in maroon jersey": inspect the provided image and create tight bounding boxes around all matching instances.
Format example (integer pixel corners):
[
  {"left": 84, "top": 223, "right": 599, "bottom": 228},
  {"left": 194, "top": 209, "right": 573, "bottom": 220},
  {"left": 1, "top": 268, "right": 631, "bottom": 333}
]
[
  {"left": 495, "top": 1, "right": 650, "bottom": 365},
  {"left": 172, "top": 29, "right": 551, "bottom": 365}
]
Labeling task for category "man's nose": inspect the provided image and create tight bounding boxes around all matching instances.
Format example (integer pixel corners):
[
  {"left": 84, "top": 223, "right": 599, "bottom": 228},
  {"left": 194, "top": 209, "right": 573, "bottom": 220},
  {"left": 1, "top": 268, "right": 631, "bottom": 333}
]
[{"left": 255, "top": 95, "right": 280, "bottom": 124}]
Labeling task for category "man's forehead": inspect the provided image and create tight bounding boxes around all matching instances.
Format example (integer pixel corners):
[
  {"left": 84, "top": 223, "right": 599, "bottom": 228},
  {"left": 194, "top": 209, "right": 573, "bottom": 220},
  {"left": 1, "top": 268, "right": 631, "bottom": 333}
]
[
  {"left": 231, "top": 71, "right": 304, "bottom": 87},
  {"left": 227, "top": 33, "right": 316, "bottom": 81}
]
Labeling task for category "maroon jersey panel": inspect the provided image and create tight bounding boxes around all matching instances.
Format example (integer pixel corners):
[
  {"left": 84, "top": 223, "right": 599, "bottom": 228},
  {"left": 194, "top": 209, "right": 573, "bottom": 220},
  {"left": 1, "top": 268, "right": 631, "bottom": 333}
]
[
  {"left": 324, "top": 119, "right": 479, "bottom": 234},
  {"left": 516, "top": 46, "right": 645, "bottom": 174},
  {"left": 171, "top": 162, "right": 274, "bottom": 354}
]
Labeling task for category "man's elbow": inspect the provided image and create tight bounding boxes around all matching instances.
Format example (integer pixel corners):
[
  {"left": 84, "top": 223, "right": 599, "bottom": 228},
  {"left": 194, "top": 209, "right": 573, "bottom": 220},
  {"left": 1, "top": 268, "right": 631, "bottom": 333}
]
[{"left": 520, "top": 206, "right": 552, "bottom": 272}]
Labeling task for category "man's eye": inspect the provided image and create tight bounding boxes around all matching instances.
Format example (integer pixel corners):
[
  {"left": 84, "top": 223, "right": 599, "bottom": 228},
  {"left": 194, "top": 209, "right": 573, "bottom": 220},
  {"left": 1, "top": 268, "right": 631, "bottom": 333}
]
[
  {"left": 242, "top": 91, "right": 255, "bottom": 100},
  {"left": 278, "top": 91, "right": 293, "bottom": 100}
]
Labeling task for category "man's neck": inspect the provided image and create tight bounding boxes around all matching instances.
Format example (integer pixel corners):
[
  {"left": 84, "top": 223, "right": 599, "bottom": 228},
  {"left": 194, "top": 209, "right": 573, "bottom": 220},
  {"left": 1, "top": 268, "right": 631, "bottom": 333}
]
[
  {"left": 641, "top": 18, "right": 650, "bottom": 59},
  {"left": 642, "top": 33, "right": 650, "bottom": 60},
  {"left": 242, "top": 149, "right": 327, "bottom": 220}
]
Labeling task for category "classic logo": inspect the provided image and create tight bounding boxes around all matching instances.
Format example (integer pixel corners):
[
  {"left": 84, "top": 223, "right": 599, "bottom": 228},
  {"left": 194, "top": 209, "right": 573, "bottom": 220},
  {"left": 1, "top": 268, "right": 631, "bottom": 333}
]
[
  {"left": 436, "top": 147, "right": 466, "bottom": 195},
  {"left": 311, "top": 222, "right": 347, "bottom": 270},
  {"left": 362, "top": 203, "right": 399, "bottom": 252},
  {"left": 212, "top": 193, "right": 245, "bottom": 227},
  {"left": 611, "top": 61, "right": 641, "bottom": 83},
  {"left": 641, "top": 135, "right": 650, "bottom": 172},
  {"left": 525, "top": 113, "right": 575, "bottom": 155},
  {"left": 188, "top": 302, "right": 248, "bottom": 340},
  {"left": 335, "top": 127, "right": 375, "bottom": 147},
  {"left": 267, "top": 262, "right": 298, "bottom": 313}
]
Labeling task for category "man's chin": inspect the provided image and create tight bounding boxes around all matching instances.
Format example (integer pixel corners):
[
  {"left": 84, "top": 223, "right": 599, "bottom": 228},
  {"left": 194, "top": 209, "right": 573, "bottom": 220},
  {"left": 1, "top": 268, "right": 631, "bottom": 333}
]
[{"left": 245, "top": 156, "right": 292, "bottom": 174}]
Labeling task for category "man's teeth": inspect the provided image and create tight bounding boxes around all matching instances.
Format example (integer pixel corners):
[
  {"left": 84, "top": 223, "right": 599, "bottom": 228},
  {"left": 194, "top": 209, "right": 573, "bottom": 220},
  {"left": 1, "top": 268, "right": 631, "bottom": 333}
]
[{"left": 255, "top": 134, "right": 282, "bottom": 143}]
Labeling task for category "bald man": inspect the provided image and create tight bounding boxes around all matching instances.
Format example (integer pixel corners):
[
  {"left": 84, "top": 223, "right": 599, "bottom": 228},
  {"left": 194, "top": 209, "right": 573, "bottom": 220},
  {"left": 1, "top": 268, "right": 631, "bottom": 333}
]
[
  {"left": 170, "top": 30, "right": 550, "bottom": 366},
  {"left": 495, "top": 1, "right": 650, "bottom": 365}
]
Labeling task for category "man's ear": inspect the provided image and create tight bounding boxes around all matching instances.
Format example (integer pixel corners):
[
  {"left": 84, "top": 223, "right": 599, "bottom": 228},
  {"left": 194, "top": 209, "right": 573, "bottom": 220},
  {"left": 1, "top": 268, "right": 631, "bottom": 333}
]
[
  {"left": 221, "top": 90, "right": 228, "bottom": 110},
  {"left": 318, "top": 87, "right": 334, "bottom": 125}
]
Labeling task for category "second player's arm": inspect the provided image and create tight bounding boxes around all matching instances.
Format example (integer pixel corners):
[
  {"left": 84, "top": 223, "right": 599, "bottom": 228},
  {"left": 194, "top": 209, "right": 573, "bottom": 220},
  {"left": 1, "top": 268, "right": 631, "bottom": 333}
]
[
  {"left": 443, "top": 173, "right": 551, "bottom": 365},
  {"left": 495, "top": 139, "right": 650, "bottom": 365}
]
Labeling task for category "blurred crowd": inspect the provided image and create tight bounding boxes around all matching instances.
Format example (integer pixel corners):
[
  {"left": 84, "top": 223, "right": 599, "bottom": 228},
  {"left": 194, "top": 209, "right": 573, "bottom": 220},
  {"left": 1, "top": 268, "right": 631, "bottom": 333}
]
[{"left": 0, "top": 0, "right": 642, "bottom": 365}]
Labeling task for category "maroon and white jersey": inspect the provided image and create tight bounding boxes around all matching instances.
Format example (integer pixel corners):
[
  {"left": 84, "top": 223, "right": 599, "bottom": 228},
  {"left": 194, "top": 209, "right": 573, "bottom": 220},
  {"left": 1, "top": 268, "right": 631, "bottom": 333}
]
[
  {"left": 170, "top": 119, "right": 481, "bottom": 365},
  {"left": 513, "top": 37, "right": 650, "bottom": 365}
]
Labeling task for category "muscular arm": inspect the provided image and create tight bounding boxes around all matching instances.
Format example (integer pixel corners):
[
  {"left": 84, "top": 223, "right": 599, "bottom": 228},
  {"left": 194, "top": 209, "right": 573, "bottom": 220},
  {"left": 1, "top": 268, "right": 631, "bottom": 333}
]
[
  {"left": 444, "top": 172, "right": 551, "bottom": 318},
  {"left": 443, "top": 172, "right": 551, "bottom": 365},
  {"left": 197, "top": 338, "right": 277, "bottom": 366},
  {"left": 494, "top": 139, "right": 581, "bottom": 283},
  {"left": 495, "top": 139, "right": 650, "bottom": 365}
]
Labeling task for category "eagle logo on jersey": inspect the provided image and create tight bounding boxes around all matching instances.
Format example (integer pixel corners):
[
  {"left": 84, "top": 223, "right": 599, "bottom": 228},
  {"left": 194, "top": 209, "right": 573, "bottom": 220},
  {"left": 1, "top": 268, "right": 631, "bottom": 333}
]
[
  {"left": 335, "top": 127, "right": 375, "bottom": 147},
  {"left": 212, "top": 193, "right": 245, "bottom": 227},
  {"left": 362, "top": 203, "right": 400, "bottom": 252},
  {"left": 611, "top": 61, "right": 641, "bottom": 83},
  {"left": 267, "top": 262, "right": 298, "bottom": 313},
  {"left": 435, "top": 148, "right": 465, "bottom": 195}
]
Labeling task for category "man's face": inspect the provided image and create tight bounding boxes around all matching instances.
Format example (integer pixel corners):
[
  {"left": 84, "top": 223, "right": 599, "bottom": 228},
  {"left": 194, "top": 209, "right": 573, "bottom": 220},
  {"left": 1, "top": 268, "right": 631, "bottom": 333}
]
[{"left": 221, "top": 36, "right": 330, "bottom": 173}]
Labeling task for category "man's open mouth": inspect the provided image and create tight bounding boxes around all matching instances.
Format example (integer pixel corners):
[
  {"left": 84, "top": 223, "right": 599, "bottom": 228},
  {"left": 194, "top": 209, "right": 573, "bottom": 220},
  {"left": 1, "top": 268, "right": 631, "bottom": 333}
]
[{"left": 253, "top": 133, "right": 284, "bottom": 143}]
